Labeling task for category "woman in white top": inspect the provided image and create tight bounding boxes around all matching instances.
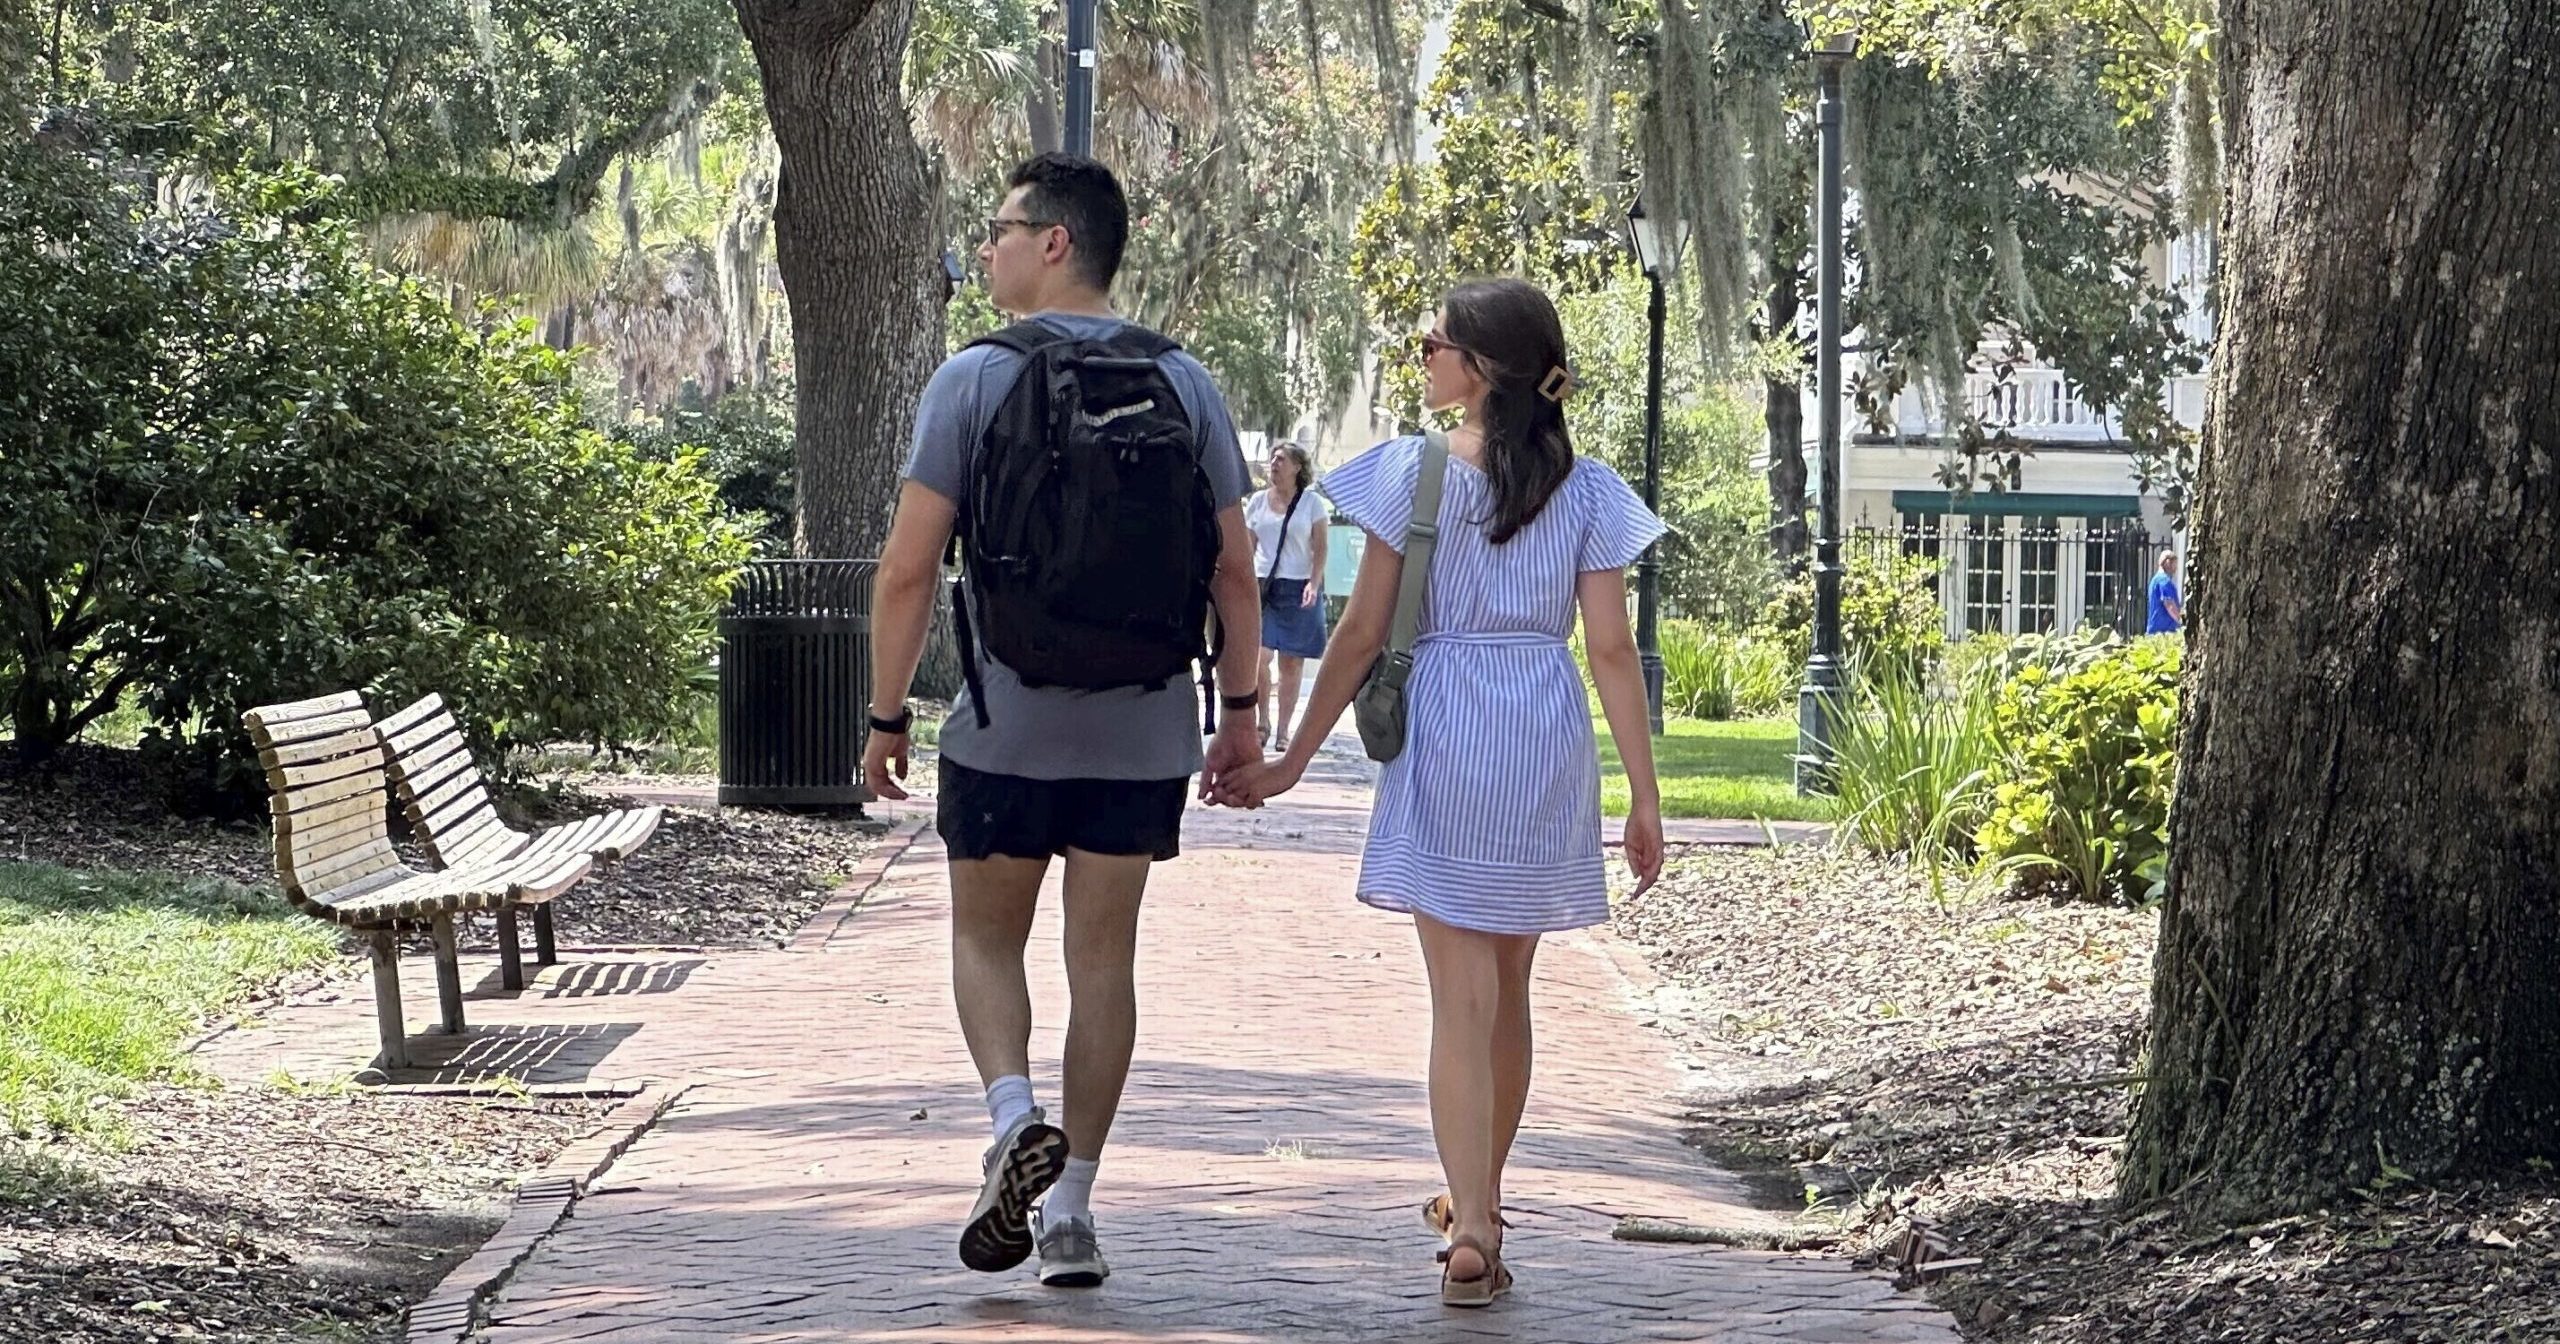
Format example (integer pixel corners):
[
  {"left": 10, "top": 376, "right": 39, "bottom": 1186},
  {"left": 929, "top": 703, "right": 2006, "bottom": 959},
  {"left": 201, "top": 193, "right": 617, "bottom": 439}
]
[{"left": 1247, "top": 442, "right": 1329, "bottom": 750}]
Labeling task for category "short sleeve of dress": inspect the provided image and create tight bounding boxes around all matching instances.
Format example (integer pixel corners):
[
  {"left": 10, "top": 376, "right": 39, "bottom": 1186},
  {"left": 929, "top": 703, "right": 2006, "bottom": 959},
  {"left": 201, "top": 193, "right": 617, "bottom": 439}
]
[
  {"left": 1574, "top": 459, "right": 1669, "bottom": 572},
  {"left": 1315, "top": 435, "right": 1424, "bottom": 554}
]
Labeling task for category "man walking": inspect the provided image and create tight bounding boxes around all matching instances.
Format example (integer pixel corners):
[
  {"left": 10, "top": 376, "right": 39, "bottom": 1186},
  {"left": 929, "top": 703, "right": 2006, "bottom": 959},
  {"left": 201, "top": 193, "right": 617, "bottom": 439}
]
[
  {"left": 2147, "top": 550, "right": 2185, "bottom": 634},
  {"left": 862, "top": 153, "right": 1263, "bottom": 1288}
]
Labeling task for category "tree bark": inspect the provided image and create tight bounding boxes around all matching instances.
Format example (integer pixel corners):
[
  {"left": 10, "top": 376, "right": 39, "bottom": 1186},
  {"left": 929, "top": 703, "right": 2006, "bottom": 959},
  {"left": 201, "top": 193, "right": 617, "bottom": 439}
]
[
  {"left": 2123, "top": 0, "right": 2560, "bottom": 1220},
  {"left": 1764, "top": 253, "right": 1808, "bottom": 573},
  {"left": 734, "top": 0, "right": 942, "bottom": 564}
]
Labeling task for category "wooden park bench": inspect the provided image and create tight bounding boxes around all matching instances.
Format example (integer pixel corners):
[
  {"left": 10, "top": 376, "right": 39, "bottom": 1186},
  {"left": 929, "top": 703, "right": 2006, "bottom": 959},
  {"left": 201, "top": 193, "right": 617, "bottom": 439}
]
[
  {"left": 373, "top": 692, "right": 662, "bottom": 989},
  {"left": 242, "top": 692, "right": 592, "bottom": 1071}
]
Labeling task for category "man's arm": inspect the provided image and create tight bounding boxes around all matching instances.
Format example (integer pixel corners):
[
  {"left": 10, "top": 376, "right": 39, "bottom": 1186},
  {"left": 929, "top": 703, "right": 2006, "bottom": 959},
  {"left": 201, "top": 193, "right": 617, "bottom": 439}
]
[
  {"left": 1211, "top": 503, "right": 1261, "bottom": 700},
  {"left": 871, "top": 481, "right": 957, "bottom": 718}
]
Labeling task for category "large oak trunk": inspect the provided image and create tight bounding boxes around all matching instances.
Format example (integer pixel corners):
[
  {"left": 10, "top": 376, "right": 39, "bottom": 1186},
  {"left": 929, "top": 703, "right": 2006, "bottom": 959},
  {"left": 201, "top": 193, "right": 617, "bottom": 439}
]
[
  {"left": 736, "top": 0, "right": 942, "bottom": 564},
  {"left": 2124, "top": 0, "right": 2560, "bottom": 1219}
]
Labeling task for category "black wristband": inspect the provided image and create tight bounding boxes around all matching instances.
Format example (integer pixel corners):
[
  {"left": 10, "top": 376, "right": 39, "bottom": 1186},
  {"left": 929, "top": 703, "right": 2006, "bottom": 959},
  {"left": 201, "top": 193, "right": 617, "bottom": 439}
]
[
  {"left": 868, "top": 706, "right": 914, "bottom": 734},
  {"left": 1219, "top": 691, "right": 1259, "bottom": 712}
]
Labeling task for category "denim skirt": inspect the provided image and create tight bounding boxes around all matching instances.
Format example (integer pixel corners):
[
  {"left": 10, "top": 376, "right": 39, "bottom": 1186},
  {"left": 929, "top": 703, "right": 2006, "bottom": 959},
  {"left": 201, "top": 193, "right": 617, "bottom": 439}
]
[{"left": 1260, "top": 578, "right": 1329, "bottom": 657}]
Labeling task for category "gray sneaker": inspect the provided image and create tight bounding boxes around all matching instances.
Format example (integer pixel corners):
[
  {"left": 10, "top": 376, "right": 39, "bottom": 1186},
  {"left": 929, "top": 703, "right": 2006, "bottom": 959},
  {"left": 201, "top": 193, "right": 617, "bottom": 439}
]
[
  {"left": 1035, "top": 1210, "right": 1110, "bottom": 1288},
  {"left": 958, "top": 1109, "right": 1070, "bottom": 1273}
]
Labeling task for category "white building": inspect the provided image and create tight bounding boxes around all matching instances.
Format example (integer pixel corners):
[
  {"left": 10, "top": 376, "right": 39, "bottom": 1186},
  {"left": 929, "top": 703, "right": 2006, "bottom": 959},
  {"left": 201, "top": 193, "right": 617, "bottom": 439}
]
[{"left": 1821, "top": 226, "right": 2212, "bottom": 638}]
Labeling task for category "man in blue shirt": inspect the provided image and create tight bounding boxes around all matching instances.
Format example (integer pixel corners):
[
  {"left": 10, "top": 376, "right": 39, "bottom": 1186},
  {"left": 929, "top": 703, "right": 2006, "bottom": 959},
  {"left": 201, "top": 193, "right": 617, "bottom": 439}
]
[
  {"left": 2147, "top": 550, "right": 2185, "bottom": 634},
  {"left": 861, "top": 153, "right": 1262, "bottom": 1291}
]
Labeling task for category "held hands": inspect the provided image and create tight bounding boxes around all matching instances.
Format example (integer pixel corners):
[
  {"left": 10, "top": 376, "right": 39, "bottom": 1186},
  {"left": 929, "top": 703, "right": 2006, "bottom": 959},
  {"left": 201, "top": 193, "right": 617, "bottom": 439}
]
[
  {"left": 1212, "top": 753, "right": 1305, "bottom": 809},
  {"left": 1621, "top": 804, "right": 1665, "bottom": 896},
  {"left": 1199, "top": 712, "right": 1264, "bottom": 805}
]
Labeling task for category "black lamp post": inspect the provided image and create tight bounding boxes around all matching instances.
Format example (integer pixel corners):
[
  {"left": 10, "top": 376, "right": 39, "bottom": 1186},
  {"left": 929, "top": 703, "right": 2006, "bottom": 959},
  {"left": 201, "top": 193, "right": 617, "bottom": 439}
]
[
  {"left": 1797, "top": 31, "right": 1854, "bottom": 795},
  {"left": 1064, "top": 0, "right": 1100, "bottom": 156},
  {"left": 1624, "top": 197, "right": 1668, "bottom": 736}
]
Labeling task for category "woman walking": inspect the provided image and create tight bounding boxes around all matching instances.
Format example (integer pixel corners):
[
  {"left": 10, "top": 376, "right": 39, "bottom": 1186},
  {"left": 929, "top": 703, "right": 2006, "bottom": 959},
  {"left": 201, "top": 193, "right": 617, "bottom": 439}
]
[
  {"left": 1247, "top": 442, "right": 1329, "bottom": 750},
  {"left": 1215, "top": 278, "right": 1666, "bottom": 1305}
]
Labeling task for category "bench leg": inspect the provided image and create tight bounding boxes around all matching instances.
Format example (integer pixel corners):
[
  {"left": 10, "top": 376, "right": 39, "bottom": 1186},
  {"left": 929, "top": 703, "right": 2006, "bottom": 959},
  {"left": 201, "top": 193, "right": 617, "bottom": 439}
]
[
  {"left": 497, "top": 908, "right": 525, "bottom": 992},
  {"left": 534, "top": 904, "right": 558, "bottom": 965},
  {"left": 430, "top": 913, "right": 467, "bottom": 1034},
  {"left": 368, "top": 930, "right": 410, "bottom": 1071}
]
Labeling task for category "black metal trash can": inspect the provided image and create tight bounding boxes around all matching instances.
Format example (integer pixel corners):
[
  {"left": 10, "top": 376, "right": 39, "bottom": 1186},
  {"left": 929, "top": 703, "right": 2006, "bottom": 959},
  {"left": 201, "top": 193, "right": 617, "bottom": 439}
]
[{"left": 718, "top": 559, "right": 875, "bottom": 811}]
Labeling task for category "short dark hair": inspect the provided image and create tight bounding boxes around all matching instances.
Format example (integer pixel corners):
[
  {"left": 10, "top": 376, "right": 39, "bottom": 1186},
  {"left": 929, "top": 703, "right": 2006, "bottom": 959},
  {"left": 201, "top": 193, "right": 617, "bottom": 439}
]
[{"left": 1007, "top": 153, "right": 1128, "bottom": 291}]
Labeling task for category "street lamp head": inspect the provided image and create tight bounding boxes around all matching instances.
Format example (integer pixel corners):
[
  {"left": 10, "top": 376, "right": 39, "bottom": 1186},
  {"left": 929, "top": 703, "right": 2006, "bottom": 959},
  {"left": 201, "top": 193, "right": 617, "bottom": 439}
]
[
  {"left": 1624, "top": 195, "right": 1663, "bottom": 278},
  {"left": 1802, "top": 23, "right": 1858, "bottom": 65}
]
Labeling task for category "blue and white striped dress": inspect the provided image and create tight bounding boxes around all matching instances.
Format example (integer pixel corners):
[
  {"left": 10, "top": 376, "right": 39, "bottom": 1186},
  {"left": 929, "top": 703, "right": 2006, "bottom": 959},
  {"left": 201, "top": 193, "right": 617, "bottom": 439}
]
[{"left": 1318, "top": 436, "right": 1667, "bottom": 935}]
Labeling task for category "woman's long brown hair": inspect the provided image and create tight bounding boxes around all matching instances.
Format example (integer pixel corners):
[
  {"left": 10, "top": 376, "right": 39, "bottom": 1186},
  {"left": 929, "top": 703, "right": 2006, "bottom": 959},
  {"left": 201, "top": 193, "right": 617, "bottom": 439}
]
[{"left": 1439, "top": 278, "right": 1574, "bottom": 544}]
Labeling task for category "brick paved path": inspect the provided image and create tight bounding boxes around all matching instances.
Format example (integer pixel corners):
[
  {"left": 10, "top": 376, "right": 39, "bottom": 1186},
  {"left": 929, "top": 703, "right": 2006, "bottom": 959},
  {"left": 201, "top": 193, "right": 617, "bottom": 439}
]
[{"left": 201, "top": 744, "right": 1957, "bottom": 1343}]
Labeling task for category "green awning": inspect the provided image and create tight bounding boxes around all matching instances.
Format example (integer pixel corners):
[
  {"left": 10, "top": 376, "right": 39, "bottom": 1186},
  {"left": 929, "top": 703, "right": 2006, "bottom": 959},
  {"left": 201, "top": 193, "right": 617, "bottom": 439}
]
[{"left": 1890, "top": 490, "right": 2142, "bottom": 519}]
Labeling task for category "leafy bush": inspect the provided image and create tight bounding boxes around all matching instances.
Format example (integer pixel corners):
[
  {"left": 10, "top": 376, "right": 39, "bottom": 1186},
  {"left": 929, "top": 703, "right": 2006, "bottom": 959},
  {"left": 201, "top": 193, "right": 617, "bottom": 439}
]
[
  {"left": 0, "top": 150, "right": 755, "bottom": 803},
  {"left": 619, "top": 384, "right": 796, "bottom": 555},
  {"left": 1827, "top": 659, "right": 2006, "bottom": 863},
  {"left": 1657, "top": 620, "right": 1794, "bottom": 720},
  {"left": 1759, "top": 549, "right": 1948, "bottom": 686},
  {"left": 1974, "top": 635, "right": 2181, "bottom": 901}
]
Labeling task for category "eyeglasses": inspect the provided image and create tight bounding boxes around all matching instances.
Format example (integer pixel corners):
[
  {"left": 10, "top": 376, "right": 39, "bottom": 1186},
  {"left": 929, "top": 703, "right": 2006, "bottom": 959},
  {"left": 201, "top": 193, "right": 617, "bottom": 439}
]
[
  {"left": 1420, "top": 331, "right": 1474, "bottom": 361},
  {"left": 983, "top": 216, "right": 1060, "bottom": 246}
]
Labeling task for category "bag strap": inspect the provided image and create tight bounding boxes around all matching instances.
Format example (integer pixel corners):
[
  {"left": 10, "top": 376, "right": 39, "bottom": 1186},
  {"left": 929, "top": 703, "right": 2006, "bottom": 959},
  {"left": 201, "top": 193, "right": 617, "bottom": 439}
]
[
  {"left": 1385, "top": 431, "right": 1450, "bottom": 659},
  {"left": 1262, "top": 487, "right": 1306, "bottom": 585}
]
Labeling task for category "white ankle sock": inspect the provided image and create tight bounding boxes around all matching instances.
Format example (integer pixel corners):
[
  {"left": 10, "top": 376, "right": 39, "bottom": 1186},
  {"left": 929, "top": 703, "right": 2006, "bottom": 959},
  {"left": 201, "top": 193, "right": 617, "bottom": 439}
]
[
  {"left": 1045, "top": 1156, "right": 1099, "bottom": 1224},
  {"left": 985, "top": 1075, "right": 1035, "bottom": 1137}
]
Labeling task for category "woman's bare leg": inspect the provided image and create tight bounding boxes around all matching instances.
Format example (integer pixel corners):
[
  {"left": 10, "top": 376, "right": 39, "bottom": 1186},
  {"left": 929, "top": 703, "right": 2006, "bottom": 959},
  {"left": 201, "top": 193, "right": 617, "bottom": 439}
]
[
  {"left": 1256, "top": 648, "right": 1277, "bottom": 743},
  {"left": 1274, "top": 654, "right": 1306, "bottom": 749},
  {"left": 1490, "top": 935, "right": 1540, "bottom": 1215},
  {"left": 1416, "top": 912, "right": 1533, "bottom": 1281}
]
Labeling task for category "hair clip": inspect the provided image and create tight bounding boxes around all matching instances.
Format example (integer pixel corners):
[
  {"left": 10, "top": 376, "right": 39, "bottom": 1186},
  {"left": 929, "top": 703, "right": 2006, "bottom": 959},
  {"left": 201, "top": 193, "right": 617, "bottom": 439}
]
[{"left": 1538, "top": 366, "right": 1575, "bottom": 404}]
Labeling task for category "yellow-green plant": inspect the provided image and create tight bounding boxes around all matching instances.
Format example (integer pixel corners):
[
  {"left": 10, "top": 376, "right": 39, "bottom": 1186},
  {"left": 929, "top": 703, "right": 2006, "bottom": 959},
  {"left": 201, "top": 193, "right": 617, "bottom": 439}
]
[{"left": 1974, "top": 636, "right": 2181, "bottom": 901}]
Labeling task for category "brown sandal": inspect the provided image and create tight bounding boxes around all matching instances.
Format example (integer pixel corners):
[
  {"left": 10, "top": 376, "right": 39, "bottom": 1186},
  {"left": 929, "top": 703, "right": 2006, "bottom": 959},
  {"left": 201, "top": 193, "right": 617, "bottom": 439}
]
[{"left": 1437, "top": 1233, "right": 1512, "bottom": 1307}]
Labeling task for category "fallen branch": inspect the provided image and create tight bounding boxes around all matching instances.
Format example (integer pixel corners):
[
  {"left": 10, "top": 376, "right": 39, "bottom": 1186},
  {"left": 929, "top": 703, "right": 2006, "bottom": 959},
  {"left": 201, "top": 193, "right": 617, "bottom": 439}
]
[{"left": 1612, "top": 1217, "right": 1841, "bottom": 1251}]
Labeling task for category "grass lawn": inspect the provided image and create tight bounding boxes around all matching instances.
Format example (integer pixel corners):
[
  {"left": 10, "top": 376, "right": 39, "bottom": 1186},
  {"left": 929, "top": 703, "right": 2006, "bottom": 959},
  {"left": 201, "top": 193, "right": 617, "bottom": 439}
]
[
  {"left": 0, "top": 861, "right": 339, "bottom": 1139},
  {"left": 1598, "top": 715, "right": 1834, "bottom": 822}
]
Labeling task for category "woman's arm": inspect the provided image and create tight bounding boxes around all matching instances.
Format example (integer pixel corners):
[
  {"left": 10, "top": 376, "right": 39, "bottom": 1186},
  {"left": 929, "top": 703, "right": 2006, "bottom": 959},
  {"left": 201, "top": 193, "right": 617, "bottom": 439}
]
[
  {"left": 1303, "top": 514, "right": 1329, "bottom": 606},
  {"left": 1579, "top": 567, "right": 1664, "bottom": 892},
  {"left": 1215, "top": 531, "right": 1400, "bottom": 802}
]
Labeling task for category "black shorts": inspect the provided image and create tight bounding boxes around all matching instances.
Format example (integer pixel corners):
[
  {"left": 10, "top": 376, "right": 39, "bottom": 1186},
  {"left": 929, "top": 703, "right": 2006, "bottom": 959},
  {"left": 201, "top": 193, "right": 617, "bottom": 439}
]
[{"left": 936, "top": 758, "right": 1190, "bottom": 863}]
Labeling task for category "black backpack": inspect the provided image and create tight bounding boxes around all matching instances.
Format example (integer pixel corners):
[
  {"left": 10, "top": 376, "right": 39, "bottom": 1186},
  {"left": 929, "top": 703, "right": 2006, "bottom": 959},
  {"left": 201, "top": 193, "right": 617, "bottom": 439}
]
[{"left": 948, "top": 319, "right": 1221, "bottom": 727}]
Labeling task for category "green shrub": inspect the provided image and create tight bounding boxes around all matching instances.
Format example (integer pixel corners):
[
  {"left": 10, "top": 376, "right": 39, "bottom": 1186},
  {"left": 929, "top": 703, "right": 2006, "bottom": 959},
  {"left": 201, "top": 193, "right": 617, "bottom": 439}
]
[
  {"left": 619, "top": 384, "right": 796, "bottom": 555},
  {"left": 1760, "top": 550, "right": 1948, "bottom": 687},
  {"left": 1656, "top": 621, "right": 1794, "bottom": 720},
  {"left": 0, "top": 151, "right": 755, "bottom": 802},
  {"left": 1827, "top": 659, "right": 2006, "bottom": 862},
  {"left": 1974, "top": 635, "right": 2181, "bottom": 901}
]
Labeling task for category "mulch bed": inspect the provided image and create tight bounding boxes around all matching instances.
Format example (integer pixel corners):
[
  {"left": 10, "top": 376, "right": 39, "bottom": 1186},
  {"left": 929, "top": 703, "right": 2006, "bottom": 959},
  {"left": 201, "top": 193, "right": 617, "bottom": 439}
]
[
  {"left": 1619, "top": 845, "right": 2560, "bottom": 1342},
  {"left": 1, "top": 1085, "right": 611, "bottom": 1343},
  {"left": 0, "top": 743, "right": 890, "bottom": 951}
]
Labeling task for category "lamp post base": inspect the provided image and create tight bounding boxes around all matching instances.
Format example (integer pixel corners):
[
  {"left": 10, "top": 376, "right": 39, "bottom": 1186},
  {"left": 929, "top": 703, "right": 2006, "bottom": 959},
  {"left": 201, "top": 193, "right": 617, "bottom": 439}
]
[
  {"left": 1641, "top": 650, "right": 1666, "bottom": 737},
  {"left": 1795, "top": 654, "right": 1846, "bottom": 795}
]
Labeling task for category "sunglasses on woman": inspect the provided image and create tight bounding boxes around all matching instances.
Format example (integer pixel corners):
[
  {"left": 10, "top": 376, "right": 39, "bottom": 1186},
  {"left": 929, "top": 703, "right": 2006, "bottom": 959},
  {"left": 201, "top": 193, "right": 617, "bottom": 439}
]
[{"left": 1420, "top": 331, "right": 1475, "bottom": 361}]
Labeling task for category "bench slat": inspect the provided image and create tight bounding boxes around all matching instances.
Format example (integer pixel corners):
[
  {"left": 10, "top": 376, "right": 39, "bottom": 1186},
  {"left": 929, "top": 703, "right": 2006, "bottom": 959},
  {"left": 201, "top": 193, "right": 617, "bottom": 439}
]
[
  {"left": 519, "top": 814, "right": 611, "bottom": 863},
  {"left": 266, "top": 747, "right": 385, "bottom": 793},
  {"left": 250, "top": 691, "right": 368, "bottom": 725},
  {"left": 411, "top": 767, "right": 491, "bottom": 830},
  {"left": 247, "top": 707, "right": 376, "bottom": 749},
  {"left": 440, "top": 822, "right": 525, "bottom": 869},
  {"left": 599, "top": 807, "right": 663, "bottom": 860},
  {"left": 273, "top": 766, "right": 387, "bottom": 820},
  {"left": 420, "top": 787, "right": 500, "bottom": 845},
  {"left": 258, "top": 727, "right": 386, "bottom": 773},
  {"left": 283, "top": 805, "right": 388, "bottom": 858},
  {"left": 394, "top": 736, "right": 474, "bottom": 801},
  {"left": 374, "top": 692, "right": 450, "bottom": 739},
  {"left": 380, "top": 712, "right": 465, "bottom": 763},
  {"left": 288, "top": 839, "right": 401, "bottom": 897},
  {"left": 274, "top": 790, "right": 386, "bottom": 838}
]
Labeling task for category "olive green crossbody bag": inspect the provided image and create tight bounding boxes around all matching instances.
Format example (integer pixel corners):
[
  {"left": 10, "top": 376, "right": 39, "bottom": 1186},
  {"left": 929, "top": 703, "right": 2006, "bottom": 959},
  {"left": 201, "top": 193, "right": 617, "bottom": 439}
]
[{"left": 1353, "top": 429, "right": 1451, "bottom": 763}]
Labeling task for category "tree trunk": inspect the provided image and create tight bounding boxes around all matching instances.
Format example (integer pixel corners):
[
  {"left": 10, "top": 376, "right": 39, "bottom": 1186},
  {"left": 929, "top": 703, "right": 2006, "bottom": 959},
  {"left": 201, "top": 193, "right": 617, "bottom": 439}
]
[
  {"left": 1764, "top": 254, "right": 1808, "bottom": 573},
  {"left": 2123, "top": 0, "right": 2560, "bottom": 1220},
  {"left": 735, "top": 0, "right": 941, "bottom": 564}
]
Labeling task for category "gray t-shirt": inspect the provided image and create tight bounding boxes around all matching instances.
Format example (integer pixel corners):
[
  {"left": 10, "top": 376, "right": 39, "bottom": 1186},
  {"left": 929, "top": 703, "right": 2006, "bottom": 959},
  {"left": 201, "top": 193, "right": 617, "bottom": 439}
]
[{"left": 903, "top": 312, "right": 1249, "bottom": 782}]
